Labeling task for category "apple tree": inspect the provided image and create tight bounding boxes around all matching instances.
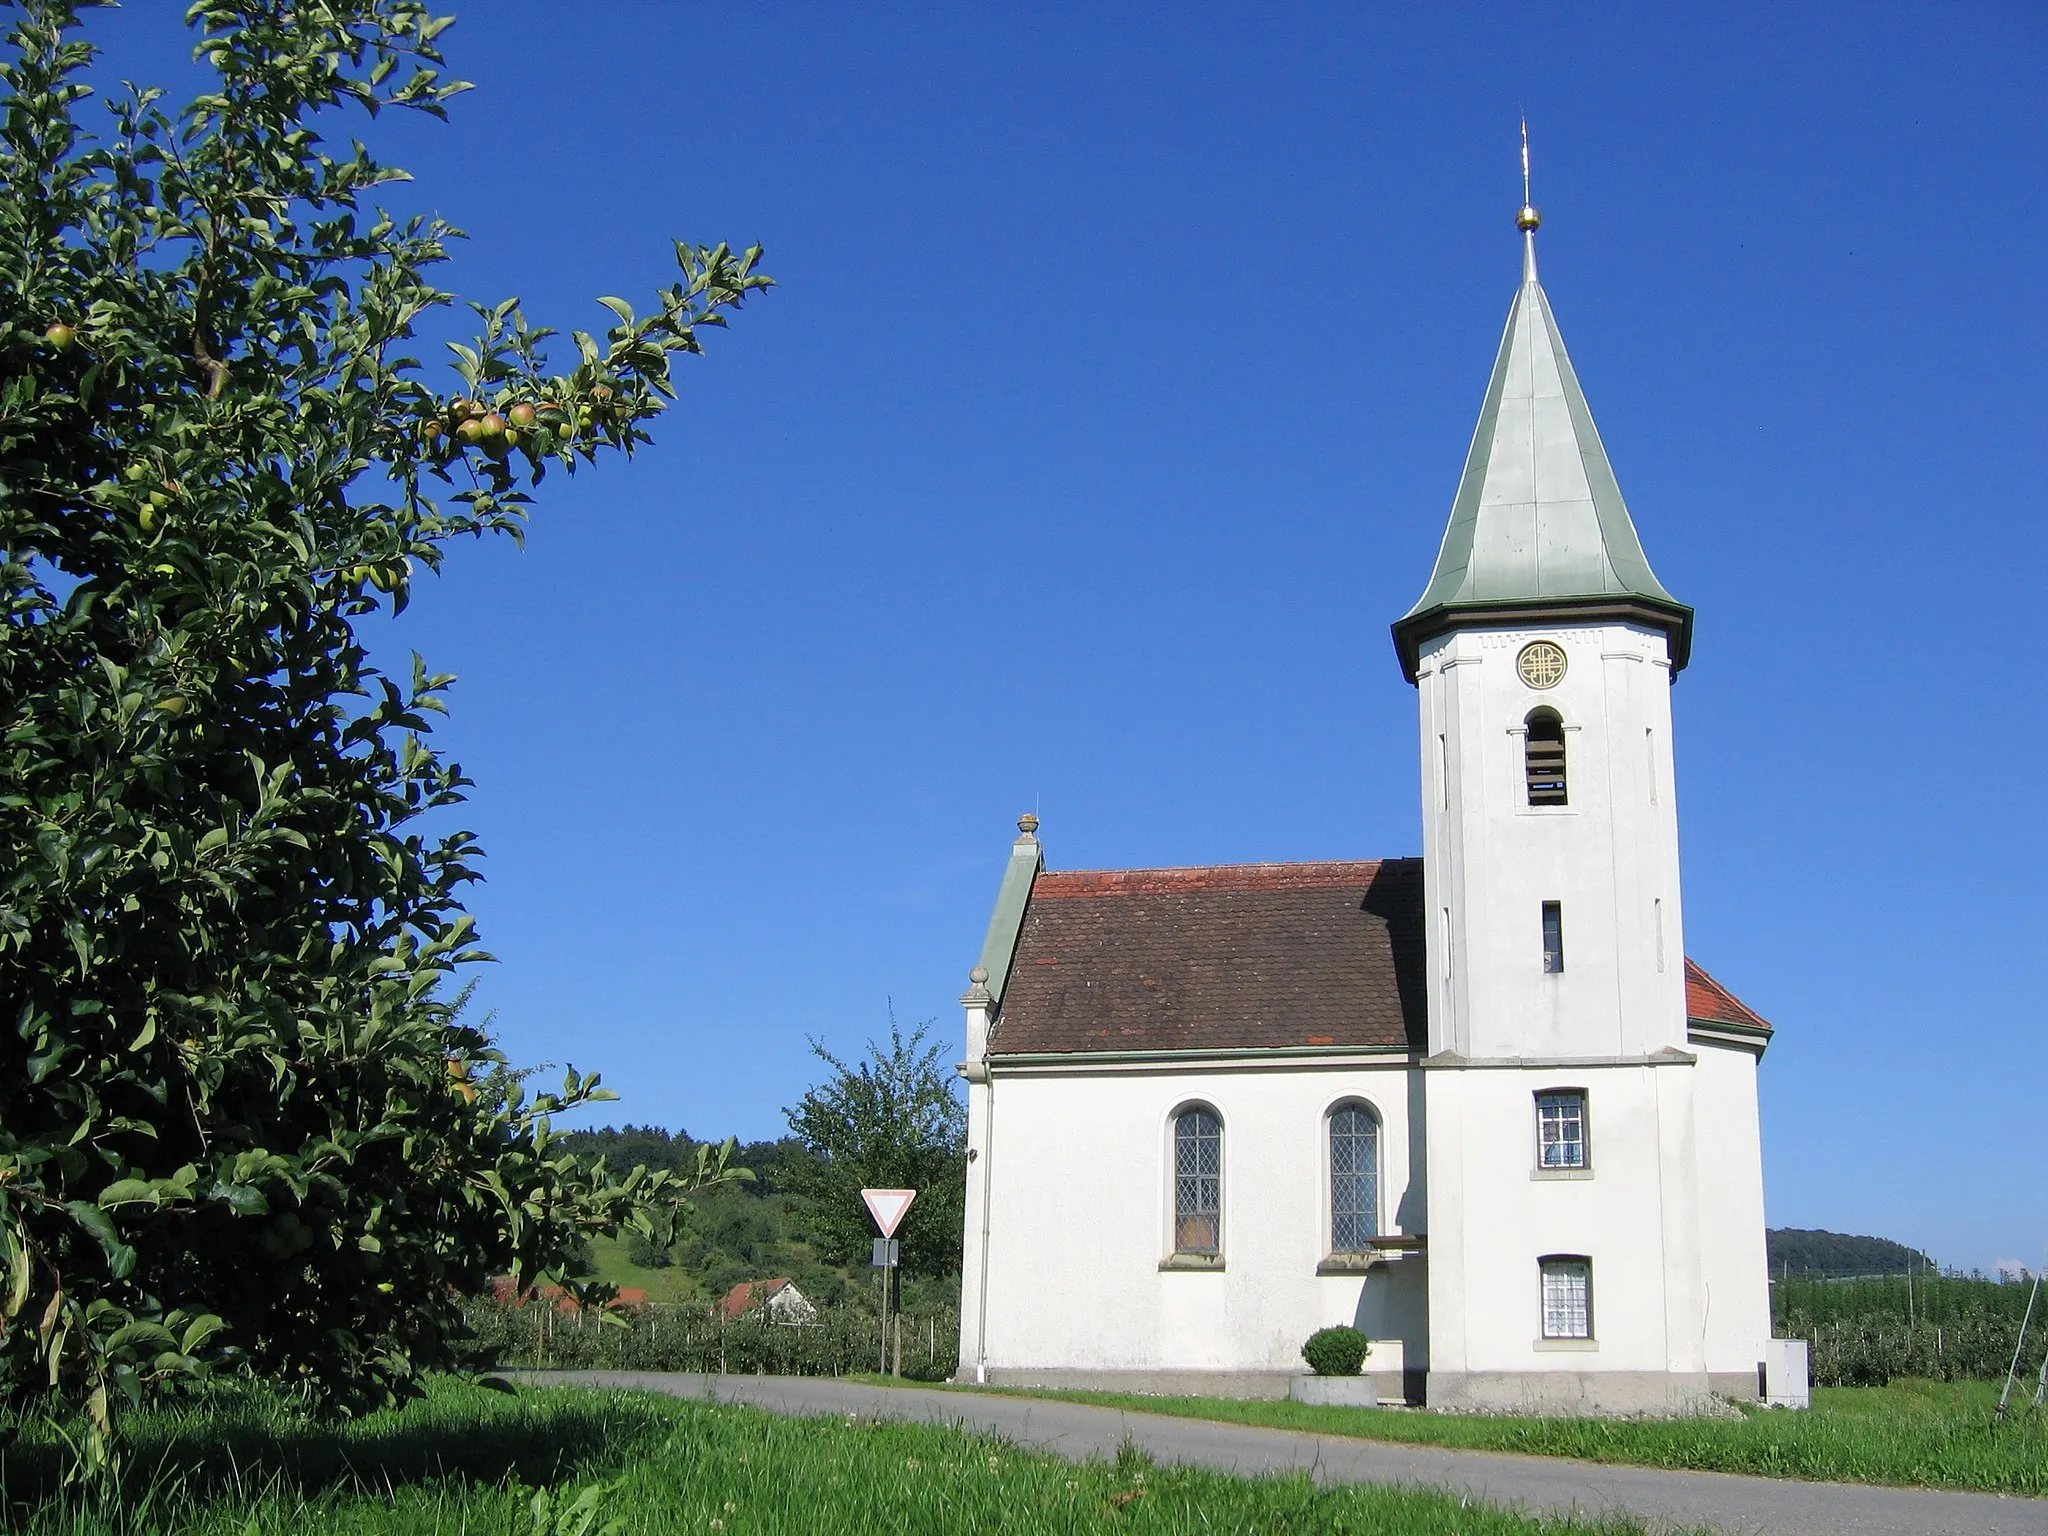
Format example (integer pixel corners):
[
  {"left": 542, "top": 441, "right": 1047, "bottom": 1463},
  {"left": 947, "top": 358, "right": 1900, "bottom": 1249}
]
[
  {"left": 0, "top": 0, "right": 770, "bottom": 1453},
  {"left": 782, "top": 1019, "right": 967, "bottom": 1279}
]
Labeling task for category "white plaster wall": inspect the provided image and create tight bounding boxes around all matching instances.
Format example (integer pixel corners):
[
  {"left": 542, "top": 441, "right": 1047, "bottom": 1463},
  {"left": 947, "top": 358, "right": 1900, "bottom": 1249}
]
[
  {"left": 1416, "top": 622, "right": 1687, "bottom": 1062},
  {"left": 1692, "top": 1041, "right": 1773, "bottom": 1378},
  {"left": 1423, "top": 1061, "right": 1704, "bottom": 1376},
  {"left": 960, "top": 1062, "right": 1425, "bottom": 1379},
  {"left": 958, "top": 1068, "right": 993, "bottom": 1374}
]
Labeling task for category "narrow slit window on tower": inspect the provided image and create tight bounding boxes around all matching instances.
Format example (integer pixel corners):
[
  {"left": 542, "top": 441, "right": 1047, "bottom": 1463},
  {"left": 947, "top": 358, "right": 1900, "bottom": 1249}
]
[
  {"left": 1541, "top": 901, "right": 1564, "bottom": 973},
  {"left": 1525, "top": 708, "right": 1567, "bottom": 805}
]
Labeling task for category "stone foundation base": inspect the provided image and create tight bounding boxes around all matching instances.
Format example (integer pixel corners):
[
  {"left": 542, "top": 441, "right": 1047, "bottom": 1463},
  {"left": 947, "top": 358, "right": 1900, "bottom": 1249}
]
[
  {"left": 966, "top": 1367, "right": 1426, "bottom": 1404},
  {"left": 1425, "top": 1368, "right": 1716, "bottom": 1417},
  {"left": 1709, "top": 1368, "right": 1764, "bottom": 1402},
  {"left": 960, "top": 1366, "right": 1741, "bottom": 1416},
  {"left": 968, "top": 1367, "right": 1293, "bottom": 1399}
]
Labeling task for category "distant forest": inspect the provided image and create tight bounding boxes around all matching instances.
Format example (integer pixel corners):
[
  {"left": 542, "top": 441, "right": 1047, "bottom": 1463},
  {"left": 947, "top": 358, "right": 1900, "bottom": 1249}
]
[
  {"left": 555, "top": 1127, "right": 819, "bottom": 1298},
  {"left": 1766, "top": 1228, "right": 1936, "bottom": 1278},
  {"left": 560, "top": 1125, "right": 797, "bottom": 1187}
]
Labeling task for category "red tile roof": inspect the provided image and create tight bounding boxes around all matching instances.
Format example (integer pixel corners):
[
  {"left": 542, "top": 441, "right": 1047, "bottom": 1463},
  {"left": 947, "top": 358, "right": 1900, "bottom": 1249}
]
[
  {"left": 1684, "top": 958, "right": 1773, "bottom": 1036},
  {"left": 718, "top": 1277, "right": 792, "bottom": 1321},
  {"left": 485, "top": 1277, "right": 650, "bottom": 1314},
  {"left": 991, "top": 860, "right": 1426, "bottom": 1056},
  {"left": 987, "top": 859, "right": 1775, "bottom": 1056}
]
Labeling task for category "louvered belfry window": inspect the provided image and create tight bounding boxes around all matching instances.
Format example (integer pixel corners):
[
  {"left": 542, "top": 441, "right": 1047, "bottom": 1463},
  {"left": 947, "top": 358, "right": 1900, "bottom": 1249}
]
[
  {"left": 1174, "top": 1108, "right": 1222, "bottom": 1254},
  {"left": 1525, "top": 709, "right": 1568, "bottom": 805}
]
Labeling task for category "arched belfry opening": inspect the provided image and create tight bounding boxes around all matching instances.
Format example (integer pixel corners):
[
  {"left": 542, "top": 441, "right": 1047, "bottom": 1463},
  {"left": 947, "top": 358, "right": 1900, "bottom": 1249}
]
[{"left": 1525, "top": 708, "right": 1567, "bottom": 805}]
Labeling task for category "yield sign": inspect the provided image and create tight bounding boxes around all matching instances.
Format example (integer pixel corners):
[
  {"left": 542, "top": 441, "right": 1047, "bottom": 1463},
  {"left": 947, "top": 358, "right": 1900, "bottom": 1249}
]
[{"left": 861, "top": 1188, "right": 917, "bottom": 1238}]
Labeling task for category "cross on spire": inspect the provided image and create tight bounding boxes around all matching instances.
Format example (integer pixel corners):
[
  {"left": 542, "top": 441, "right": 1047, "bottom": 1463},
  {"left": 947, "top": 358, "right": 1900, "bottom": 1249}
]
[{"left": 1517, "top": 118, "right": 1541, "bottom": 235}]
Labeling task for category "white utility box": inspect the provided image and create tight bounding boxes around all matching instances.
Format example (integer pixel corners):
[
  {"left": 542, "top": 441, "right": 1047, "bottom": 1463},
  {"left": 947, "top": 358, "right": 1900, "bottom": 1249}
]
[{"left": 1763, "top": 1338, "right": 1810, "bottom": 1409}]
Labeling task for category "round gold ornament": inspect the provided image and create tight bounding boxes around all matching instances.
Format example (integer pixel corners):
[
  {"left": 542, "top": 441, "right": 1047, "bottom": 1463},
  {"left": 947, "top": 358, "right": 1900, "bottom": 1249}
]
[{"left": 1516, "top": 640, "right": 1567, "bottom": 690}]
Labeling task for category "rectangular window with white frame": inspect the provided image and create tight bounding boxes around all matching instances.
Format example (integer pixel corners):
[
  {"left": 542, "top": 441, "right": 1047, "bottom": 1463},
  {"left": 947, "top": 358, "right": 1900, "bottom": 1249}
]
[
  {"left": 1540, "top": 1256, "right": 1593, "bottom": 1340},
  {"left": 1536, "top": 1090, "right": 1588, "bottom": 1170}
]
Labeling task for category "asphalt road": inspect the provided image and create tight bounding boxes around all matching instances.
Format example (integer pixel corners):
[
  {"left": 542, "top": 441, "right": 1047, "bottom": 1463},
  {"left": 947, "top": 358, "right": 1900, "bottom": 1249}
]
[{"left": 521, "top": 1370, "right": 2047, "bottom": 1536}]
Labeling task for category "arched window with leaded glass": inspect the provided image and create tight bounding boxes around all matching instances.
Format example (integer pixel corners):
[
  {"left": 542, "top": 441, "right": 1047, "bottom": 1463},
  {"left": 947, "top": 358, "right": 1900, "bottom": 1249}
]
[
  {"left": 1172, "top": 1106, "right": 1222, "bottom": 1255},
  {"left": 1329, "top": 1101, "right": 1381, "bottom": 1255}
]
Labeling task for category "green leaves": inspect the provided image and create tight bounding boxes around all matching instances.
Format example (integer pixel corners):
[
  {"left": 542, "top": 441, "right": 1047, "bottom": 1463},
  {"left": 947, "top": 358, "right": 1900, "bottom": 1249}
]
[
  {"left": 782, "top": 1019, "right": 966, "bottom": 1278},
  {"left": 0, "top": 0, "right": 768, "bottom": 1465}
]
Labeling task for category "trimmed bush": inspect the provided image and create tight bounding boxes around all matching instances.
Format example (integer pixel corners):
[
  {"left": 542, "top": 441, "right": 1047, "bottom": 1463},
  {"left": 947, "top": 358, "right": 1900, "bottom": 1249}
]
[{"left": 1301, "top": 1325, "right": 1371, "bottom": 1377}]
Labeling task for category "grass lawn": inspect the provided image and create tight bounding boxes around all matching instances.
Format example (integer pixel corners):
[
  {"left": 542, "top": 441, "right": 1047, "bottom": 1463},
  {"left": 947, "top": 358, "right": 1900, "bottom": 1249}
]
[
  {"left": 0, "top": 1378, "right": 1679, "bottom": 1536},
  {"left": 942, "top": 1378, "right": 2048, "bottom": 1495},
  {"left": 583, "top": 1233, "right": 706, "bottom": 1306}
]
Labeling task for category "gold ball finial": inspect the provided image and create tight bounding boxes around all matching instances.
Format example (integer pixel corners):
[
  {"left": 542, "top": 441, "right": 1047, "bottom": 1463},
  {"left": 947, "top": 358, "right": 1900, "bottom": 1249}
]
[
  {"left": 1517, "top": 203, "right": 1542, "bottom": 232},
  {"left": 1017, "top": 812, "right": 1040, "bottom": 835}
]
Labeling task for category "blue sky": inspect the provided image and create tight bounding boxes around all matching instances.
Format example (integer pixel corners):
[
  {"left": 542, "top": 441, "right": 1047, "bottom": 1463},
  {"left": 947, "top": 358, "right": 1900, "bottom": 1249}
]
[{"left": 86, "top": 4, "right": 2046, "bottom": 1273}]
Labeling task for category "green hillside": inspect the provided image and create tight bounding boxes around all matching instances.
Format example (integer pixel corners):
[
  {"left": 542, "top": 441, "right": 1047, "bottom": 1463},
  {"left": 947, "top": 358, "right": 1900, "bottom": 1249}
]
[
  {"left": 559, "top": 1126, "right": 954, "bottom": 1312},
  {"left": 1767, "top": 1228, "right": 1935, "bottom": 1278}
]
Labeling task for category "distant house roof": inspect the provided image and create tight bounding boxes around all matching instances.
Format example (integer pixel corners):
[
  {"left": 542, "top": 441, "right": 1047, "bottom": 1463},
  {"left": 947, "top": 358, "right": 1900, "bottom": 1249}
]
[
  {"left": 985, "top": 858, "right": 1773, "bottom": 1057},
  {"left": 485, "top": 1276, "right": 648, "bottom": 1314},
  {"left": 718, "top": 1277, "right": 796, "bottom": 1321},
  {"left": 990, "top": 860, "right": 1427, "bottom": 1056}
]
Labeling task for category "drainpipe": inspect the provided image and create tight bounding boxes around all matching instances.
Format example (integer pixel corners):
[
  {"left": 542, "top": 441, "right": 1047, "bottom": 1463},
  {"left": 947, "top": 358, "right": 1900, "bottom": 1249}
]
[
  {"left": 975, "top": 1069, "right": 995, "bottom": 1384},
  {"left": 959, "top": 966, "right": 996, "bottom": 1384}
]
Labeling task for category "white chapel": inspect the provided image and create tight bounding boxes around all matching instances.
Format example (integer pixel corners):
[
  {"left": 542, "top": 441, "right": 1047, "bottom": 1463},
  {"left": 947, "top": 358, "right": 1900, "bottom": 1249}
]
[{"left": 953, "top": 199, "right": 1785, "bottom": 1414}]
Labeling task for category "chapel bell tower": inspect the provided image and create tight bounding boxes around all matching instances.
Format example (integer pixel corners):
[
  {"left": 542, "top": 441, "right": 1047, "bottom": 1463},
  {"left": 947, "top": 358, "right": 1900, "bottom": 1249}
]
[
  {"left": 1391, "top": 180, "right": 1728, "bottom": 1417},
  {"left": 1393, "top": 197, "right": 1695, "bottom": 1064}
]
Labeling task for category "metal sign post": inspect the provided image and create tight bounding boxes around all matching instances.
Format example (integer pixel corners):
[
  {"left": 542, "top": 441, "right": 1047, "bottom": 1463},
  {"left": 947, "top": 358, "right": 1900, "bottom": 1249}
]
[
  {"left": 870, "top": 1237, "right": 898, "bottom": 1373},
  {"left": 861, "top": 1189, "right": 916, "bottom": 1377}
]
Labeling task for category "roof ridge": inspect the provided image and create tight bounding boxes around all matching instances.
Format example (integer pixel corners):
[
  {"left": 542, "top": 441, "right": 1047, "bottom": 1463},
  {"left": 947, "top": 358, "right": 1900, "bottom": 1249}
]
[
  {"left": 1044, "top": 856, "right": 1415, "bottom": 879},
  {"left": 1033, "top": 860, "right": 1421, "bottom": 899}
]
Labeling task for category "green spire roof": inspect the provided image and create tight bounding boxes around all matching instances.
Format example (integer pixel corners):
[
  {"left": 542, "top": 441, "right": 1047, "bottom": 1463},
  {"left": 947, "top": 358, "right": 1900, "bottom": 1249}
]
[{"left": 1393, "top": 229, "right": 1692, "bottom": 681}]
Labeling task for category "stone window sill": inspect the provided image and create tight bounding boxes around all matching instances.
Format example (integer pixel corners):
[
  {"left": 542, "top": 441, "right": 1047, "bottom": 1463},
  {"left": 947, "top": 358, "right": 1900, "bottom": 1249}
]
[
  {"left": 1316, "top": 1253, "right": 1380, "bottom": 1275},
  {"left": 1531, "top": 1167, "right": 1593, "bottom": 1181},
  {"left": 1533, "top": 1336, "right": 1598, "bottom": 1352},
  {"left": 1316, "top": 1236, "right": 1426, "bottom": 1274},
  {"left": 1159, "top": 1253, "right": 1224, "bottom": 1272}
]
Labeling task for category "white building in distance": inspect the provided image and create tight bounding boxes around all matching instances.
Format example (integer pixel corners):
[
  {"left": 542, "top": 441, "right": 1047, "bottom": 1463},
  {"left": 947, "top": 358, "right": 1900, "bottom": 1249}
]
[{"left": 955, "top": 202, "right": 1781, "bottom": 1415}]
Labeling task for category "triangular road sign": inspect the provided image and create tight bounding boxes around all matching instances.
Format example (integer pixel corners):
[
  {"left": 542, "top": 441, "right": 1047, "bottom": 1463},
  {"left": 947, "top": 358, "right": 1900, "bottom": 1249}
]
[{"left": 861, "top": 1188, "right": 916, "bottom": 1238}]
